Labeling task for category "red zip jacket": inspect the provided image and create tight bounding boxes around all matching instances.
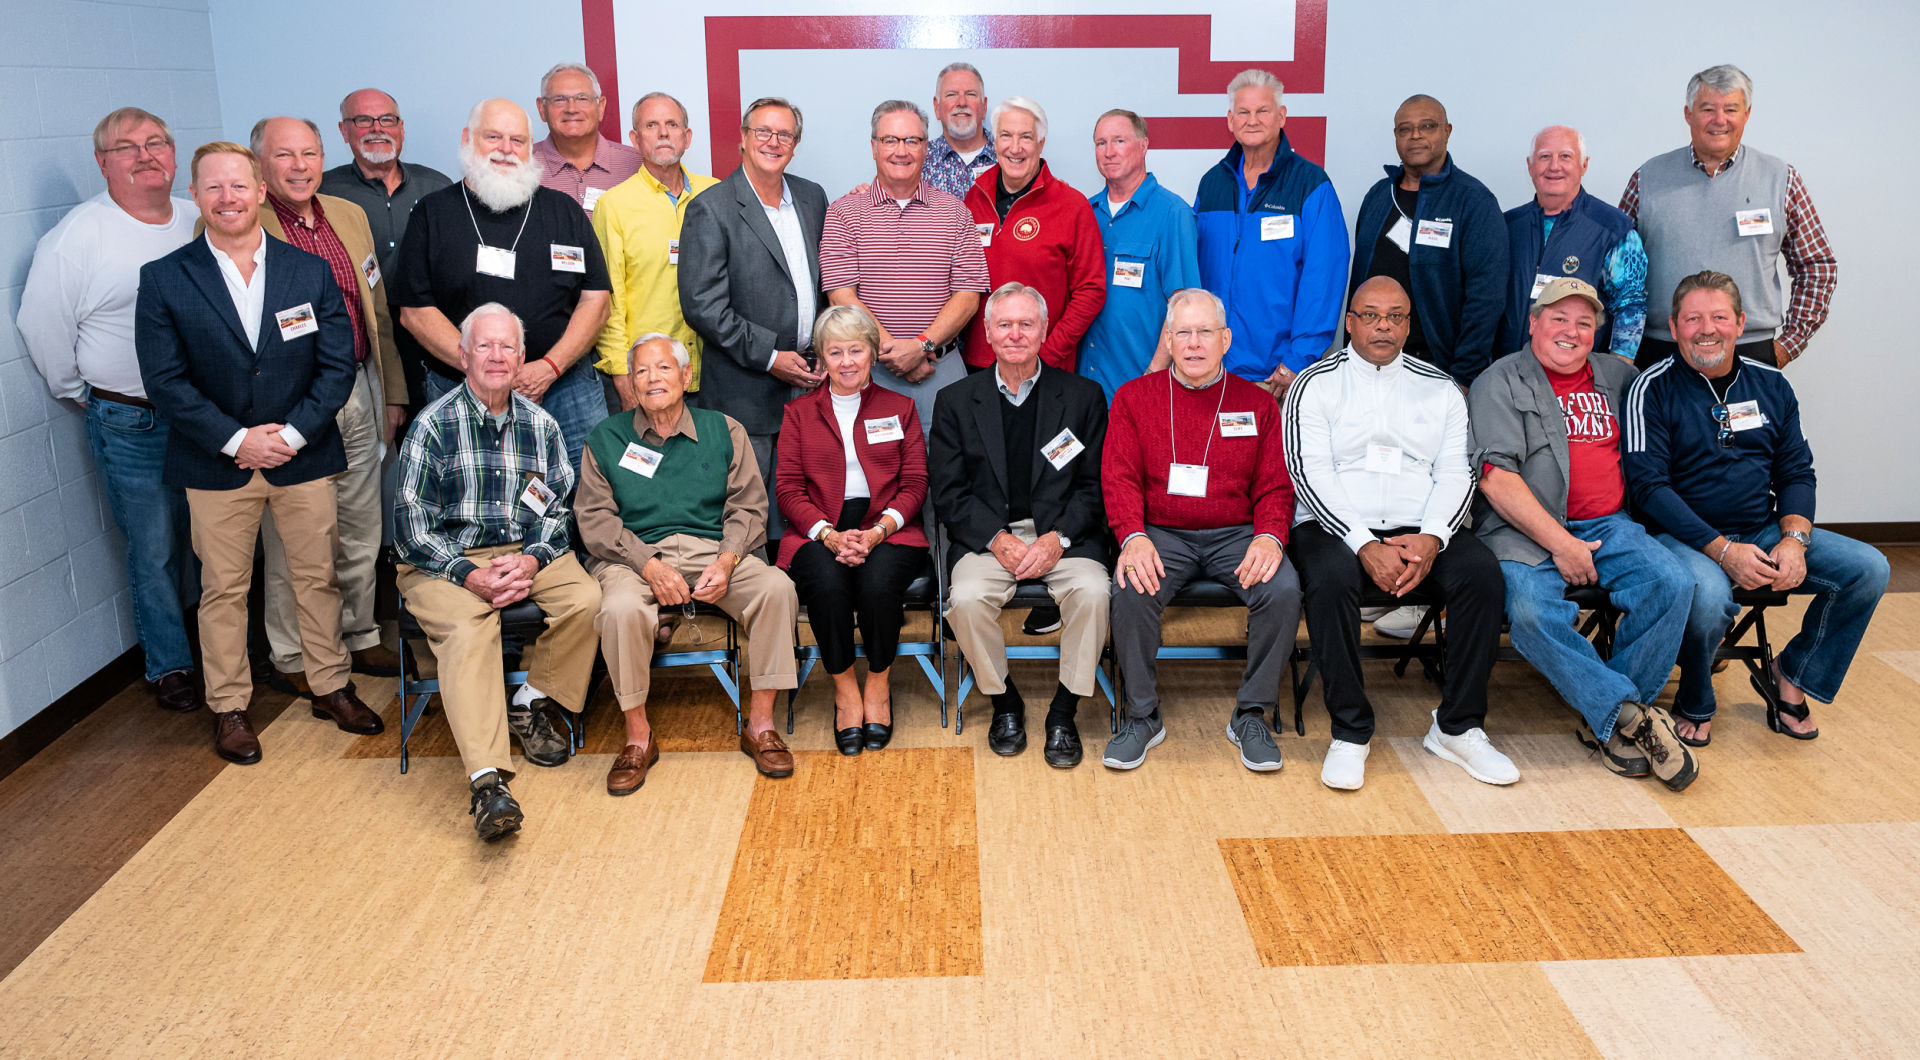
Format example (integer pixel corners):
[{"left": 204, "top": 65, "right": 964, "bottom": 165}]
[{"left": 963, "top": 161, "right": 1107, "bottom": 369}]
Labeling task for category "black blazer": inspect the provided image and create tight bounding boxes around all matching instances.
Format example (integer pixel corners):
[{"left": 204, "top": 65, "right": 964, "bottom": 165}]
[
  {"left": 135, "top": 233, "right": 356, "bottom": 491},
  {"left": 678, "top": 167, "right": 827, "bottom": 434},
  {"left": 929, "top": 365, "right": 1109, "bottom": 570}
]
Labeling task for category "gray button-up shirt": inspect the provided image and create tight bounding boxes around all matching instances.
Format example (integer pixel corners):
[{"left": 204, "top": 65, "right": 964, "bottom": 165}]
[{"left": 320, "top": 160, "right": 453, "bottom": 274}]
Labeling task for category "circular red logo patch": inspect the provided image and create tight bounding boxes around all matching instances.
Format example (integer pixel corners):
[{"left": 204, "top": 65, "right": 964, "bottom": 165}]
[{"left": 1012, "top": 216, "right": 1041, "bottom": 241}]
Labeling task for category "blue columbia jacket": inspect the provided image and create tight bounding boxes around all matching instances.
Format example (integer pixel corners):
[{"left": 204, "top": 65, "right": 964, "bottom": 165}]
[{"left": 1195, "top": 135, "right": 1348, "bottom": 379}]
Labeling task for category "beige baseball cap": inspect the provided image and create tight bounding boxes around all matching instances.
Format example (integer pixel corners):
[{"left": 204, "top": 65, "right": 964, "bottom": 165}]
[{"left": 1533, "top": 276, "right": 1603, "bottom": 313}]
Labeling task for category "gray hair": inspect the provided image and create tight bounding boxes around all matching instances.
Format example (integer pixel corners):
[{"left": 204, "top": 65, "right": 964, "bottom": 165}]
[
  {"left": 337, "top": 88, "right": 398, "bottom": 120},
  {"left": 741, "top": 95, "right": 804, "bottom": 146},
  {"left": 989, "top": 96, "right": 1047, "bottom": 142},
  {"left": 1164, "top": 288, "right": 1227, "bottom": 329},
  {"left": 459, "top": 303, "right": 526, "bottom": 350},
  {"left": 1096, "top": 108, "right": 1148, "bottom": 140},
  {"left": 869, "top": 100, "right": 928, "bottom": 139},
  {"left": 540, "top": 62, "right": 603, "bottom": 100},
  {"left": 629, "top": 331, "right": 690, "bottom": 370},
  {"left": 984, "top": 282, "right": 1049, "bottom": 328},
  {"left": 1687, "top": 64, "right": 1753, "bottom": 108},
  {"left": 1670, "top": 270, "right": 1744, "bottom": 321},
  {"left": 812, "top": 304, "right": 882, "bottom": 354},
  {"left": 933, "top": 61, "right": 984, "bottom": 99},
  {"left": 93, "top": 107, "right": 172, "bottom": 153},
  {"left": 248, "top": 116, "right": 324, "bottom": 158},
  {"left": 1529, "top": 125, "right": 1589, "bottom": 164},
  {"left": 1226, "top": 69, "right": 1284, "bottom": 108},
  {"left": 633, "top": 91, "right": 690, "bottom": 128}
]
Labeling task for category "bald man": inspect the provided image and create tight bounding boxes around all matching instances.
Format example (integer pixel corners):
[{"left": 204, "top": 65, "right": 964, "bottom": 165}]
[{"left": 321, "top": 87, "right": 452, "bottom": 277}]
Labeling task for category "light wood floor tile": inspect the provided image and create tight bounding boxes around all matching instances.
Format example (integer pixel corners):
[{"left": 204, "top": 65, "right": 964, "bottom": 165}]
[
  {"left": 1686, "top": 822, "right": 1920, "bottom": 957},
  {"left": 1388, "top": 733, "right": 1679, "bottom": 833}
]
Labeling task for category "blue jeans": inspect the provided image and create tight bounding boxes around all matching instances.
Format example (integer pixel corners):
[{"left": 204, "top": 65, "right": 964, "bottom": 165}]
[
  {"left": 1500, "top": 513, "right": 1690, "bottom": 740},
  {"left": 85, "top": 396, "right": 198, "bottom": 681},
  {"left": 422, "top": 362, "right": 607, "bottom": 481},
  {"left": 1658, "top": 526, "right": 1891, "bottom": 721}
]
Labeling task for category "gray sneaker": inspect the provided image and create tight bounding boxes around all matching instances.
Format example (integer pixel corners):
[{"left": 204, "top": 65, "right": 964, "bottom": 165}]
[
  {"left": 1226, "top": 713, "right": 1283, "bottom": 772},
  {"left": 1102, "top": 713, "right": 1166, "bottom": 770},
  {"left": 507, "top": 697, "right": 570, "bottom": 767}
]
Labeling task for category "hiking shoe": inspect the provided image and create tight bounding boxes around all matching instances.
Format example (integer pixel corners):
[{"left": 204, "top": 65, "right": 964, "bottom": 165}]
[
  {"left": 1321, "top": 739, "right": 1370, "bottom": 790},
  {"left": 1102, "top": 713, "right": 1165, "bottom": 770},
  {"left": 469, "top": 771, "right": 523, "bottom": 841},
  {"left": 507, "top": 697, "right": 570, "bottom": 767},
  {"left": 1615, "top": 702, "right": 1698, "bottom": 792},
  {"left": 1226, "top": 713, "right": 1283, "bottom": 772},
  {"left": 1422, "top": 711, "right": 1520, "bottom": 785}
]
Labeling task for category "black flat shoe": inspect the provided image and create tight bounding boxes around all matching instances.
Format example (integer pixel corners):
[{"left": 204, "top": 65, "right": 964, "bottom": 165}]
[
  {"left": 988, "top": 713, "right": 1027, "bottom": 756},
  {"left": 835, "top": 726, "right": 865, "bottom": 755},
  {"left": 863, "top": 721, "right": 893, "bottom": 750},
  {"left": 1043, "top": 723, "right": 1083, "bottom": 768}
]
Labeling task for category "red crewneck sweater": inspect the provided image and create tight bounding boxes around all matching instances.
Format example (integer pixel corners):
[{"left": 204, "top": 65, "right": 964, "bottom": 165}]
[{"left": 1103, "top": 368, "right": 1294, "bottom": 542}]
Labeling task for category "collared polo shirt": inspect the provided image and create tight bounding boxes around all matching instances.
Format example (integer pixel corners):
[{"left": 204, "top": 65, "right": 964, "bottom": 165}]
[
  {"left": 534, "top": 135, "right": 644, "bottom": 214},
  {"left": 819, "top": 181, "right": 989, "bottom": 340},
  {"left": 1081, "top": 173, "right": 1202, "bottom": 402},
  {"left": 590, "top": 163, "right": 720, "bottom": 382},
  {"left": 320, "top": 160, "right": 452, "bottom": 274}
]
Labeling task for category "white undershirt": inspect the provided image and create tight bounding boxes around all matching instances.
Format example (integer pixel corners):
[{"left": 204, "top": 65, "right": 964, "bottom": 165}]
[
  {"left": 957, "top": 146, "right": 984, "bottom": 165},
  {"left": 831, "top": 389, "right": 871, "bottom": 500},
  {"left": 761, "top": 179, "right": 816, "bottom": 369},
  {"left": 208, "top": 233, "right": 306, "bottom": 456}
]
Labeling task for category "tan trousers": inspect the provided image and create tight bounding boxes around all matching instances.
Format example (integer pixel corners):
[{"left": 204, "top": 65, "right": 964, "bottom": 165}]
[
  {"left": 397, "top": 546, "right": 601, "bottom": 776},
  {"left": 263, "top": 364, "right": 384, "bottom": 668},
  {"left": 589, "top": 534, "right": 798, "bottom": 710},
  {"left": 949, "top": 519, "right": 1111, "bottom": 697},
  {"left": 186, "top": 472, "right": 350, "bottom": 714}
]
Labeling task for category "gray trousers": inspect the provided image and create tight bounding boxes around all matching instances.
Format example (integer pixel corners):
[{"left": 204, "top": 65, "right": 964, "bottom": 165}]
[
  {"left": 1111, "top": 523, "right": 1302, "bottom": 721},
  {"left": 748, "top": 431, "right": 781, "bottom": 543}
]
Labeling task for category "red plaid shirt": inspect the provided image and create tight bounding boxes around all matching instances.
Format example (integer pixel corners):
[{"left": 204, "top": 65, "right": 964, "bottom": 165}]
[
  {"left": 269, "top": 194, "right": 367, "bottom": 362},
  {"left": 1619, "top": 146, "right": 1837, "bottom": 360}
]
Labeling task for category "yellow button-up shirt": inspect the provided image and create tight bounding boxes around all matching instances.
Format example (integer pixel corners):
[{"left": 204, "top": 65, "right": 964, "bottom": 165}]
[{"left": 591, "top": 164, "right": 720, "bottom": 387}]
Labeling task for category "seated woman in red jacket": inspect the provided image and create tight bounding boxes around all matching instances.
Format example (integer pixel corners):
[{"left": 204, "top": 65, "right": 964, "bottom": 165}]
[{"left": 776, "top": 305, "right": 932, "bottom": 754}]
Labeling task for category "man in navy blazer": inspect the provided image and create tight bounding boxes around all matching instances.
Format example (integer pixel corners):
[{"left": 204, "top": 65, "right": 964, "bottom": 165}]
[{"left": 135, "top": 141, "right": 382, "bottom": 766}]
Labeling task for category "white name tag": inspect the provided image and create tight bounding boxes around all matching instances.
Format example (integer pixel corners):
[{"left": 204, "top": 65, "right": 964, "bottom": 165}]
[
  {"left": 618, "top": 441, "right": 663, "bottom": 477},
  {"left": 550, "top": 244, "right": 586, "bottom": 273},
  {"left": 1725, "top": 400, "right": 1765, "bottom": 432},
  {"left": 667, "top": 239, "right": 679, "bottom": 266},
  {"left": 1167, "top": 462, "right": 1209, "bottom": 497},
  {"left": 360, "top": 252, "right": 381, "bottom": 288},
  {"left": 1365, "top": 444, "right": 1404, "bottom": 475},
  {"left": 1218, "top": 410, "right": 1258, "bottom": 437},
  {"left": 1415, "top": 219, "right": 1454, "bottom": 248},
  {"left": 1260, "top": 214, "right": 1295, "bottom": 241},
  {"left": 1042, "top": 427, "right": 1085, "bottom": 469},
  {"left": 864, "top": 415, "right": 905, "bottom": 444},
  {"left": 274, "top": 303, "right": 318, "bottom": 340},
  {"left": 476, "top": 245, "right": 516, "bottom": 278},
  {"left": 977, "top": 223, "right": 994, "bottom": 247},
  {"left": 520, "top": 475, "right": 555, "bottom": 515},
  {"left": 582, "top": 186, "right": 605, "bottom": 213},
  {"left": 1112, "top": 260, "right": 1144, "bottom": 288},
  {"left": 1735, "top": 208, "right": 1774, "bottom": 237},
  {"left": 1529, "top": 272, "right": 1555, "bottom": 301},
  {"left": 1386, "top": 215, "right": 1412, "bottom": 253}
]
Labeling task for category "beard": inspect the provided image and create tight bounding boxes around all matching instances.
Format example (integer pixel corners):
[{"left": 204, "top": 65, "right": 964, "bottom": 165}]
[
  {"left": 460, "top": 142, "right": 542, "bottom": 212},
  {"left": 357, "top": 136, "right": 398, "bottom": 164},
  {"left": 943, "top": 111, "right": 978, "bottom": 141}
]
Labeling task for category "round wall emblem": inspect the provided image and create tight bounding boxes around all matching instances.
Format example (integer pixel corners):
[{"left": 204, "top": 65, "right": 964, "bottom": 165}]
[{"left": 1012, "top": 216, "right": 1041, "bottom": 241}]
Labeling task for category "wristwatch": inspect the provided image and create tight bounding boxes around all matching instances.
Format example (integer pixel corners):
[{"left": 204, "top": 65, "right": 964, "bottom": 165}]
[
  {"left": 1783, "top": 529, "right": 1812, "bottom": 549},
  {"left": 917, "top": 333, "right": 939, "bottom": 356}
]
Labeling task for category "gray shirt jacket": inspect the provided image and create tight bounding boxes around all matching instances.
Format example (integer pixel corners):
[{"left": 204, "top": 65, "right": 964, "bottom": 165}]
[{"left": 1467, "top": 348, "right": 1638, "bottom": 565}]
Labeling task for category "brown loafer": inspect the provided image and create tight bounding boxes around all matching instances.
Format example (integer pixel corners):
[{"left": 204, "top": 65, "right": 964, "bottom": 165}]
[
  {"left": 607, "top": 738, "right": 661, "bottom": 796},
  {"left": 154, "top": 671, "right": 203, "bottom": 713},
  {"left": 311, "top": 682, "right": 385, "bottom": 735},
  {"left": 214, "top": 710, "right": 262, "bottom": 765},
  {"left": 739, "top": 728, "right": 795, "bottom": 777},
  {"left": 351, "top": 644, "right": 403, "bottom": 677}
]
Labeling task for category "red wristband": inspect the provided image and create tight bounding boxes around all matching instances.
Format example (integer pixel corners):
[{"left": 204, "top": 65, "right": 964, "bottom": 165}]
[{"left": 542, "top": 355, "right": 564, "bottom": 376}]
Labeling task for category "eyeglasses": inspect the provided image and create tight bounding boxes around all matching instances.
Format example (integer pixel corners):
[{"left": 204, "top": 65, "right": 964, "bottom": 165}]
[
  {"left": 1709, "top": 403, "right": 1735, "bottom": 448},
  {"left": 1393, "top": 120, "right": 1443, "bottom": 138},
  {"left": 1349, "top": 311, "right": 1409, "bottom": 327},
  {"left": 749, "top": 126, "right": 797, "bottom": 146},
  {"left": 544, "top": 93, "right": 598, "bottom": 108},
  {"left": 872, "top": 135, "right": 927, "bottom": 149},
  {"left": 472, "top": 341, "right": 521, "bottom": 357},
  {"left": 679, "top": 602, "right": 708, "bottom": 645},
  {"left": 101, "top": 138, "right": 173, "bottom": 160},
  {"left": 346, "top": 114, "right": 401, "bottom": 129},
  {"left": 1171, "top": 327, "right": 1219, "bottom": 343}
]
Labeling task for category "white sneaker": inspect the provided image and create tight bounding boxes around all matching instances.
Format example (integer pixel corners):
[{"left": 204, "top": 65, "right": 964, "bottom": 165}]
[
  {"left": 1320, "top": 739, "right": 1370, "bottom": 790},
  {"left": 1358, "top": 605, "right": 1394, "bottom": 622},
  {"left": 1373, "top": 605, "right": 1440, "bottom": 640},
  {"left": 1422, "top": 711, "right": 1519, "bottom": 785}
]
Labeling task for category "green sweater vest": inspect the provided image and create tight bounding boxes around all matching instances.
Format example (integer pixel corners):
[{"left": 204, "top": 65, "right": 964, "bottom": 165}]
[{"left": 585, "top": 408, "right": 732, "bottom": 543}]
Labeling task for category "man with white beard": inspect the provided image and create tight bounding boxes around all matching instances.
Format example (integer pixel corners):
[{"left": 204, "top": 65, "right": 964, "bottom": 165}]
[{"left": 392, "top": 98, "right": 612, "bottom": 474}]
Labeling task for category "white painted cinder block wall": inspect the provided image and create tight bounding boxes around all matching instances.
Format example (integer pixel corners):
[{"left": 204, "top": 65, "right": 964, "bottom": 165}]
[{"left": 0, "top": 0, "right": 223, "bottom": 737}]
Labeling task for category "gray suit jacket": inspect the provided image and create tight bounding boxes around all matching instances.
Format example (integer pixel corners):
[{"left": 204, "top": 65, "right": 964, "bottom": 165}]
[{"left": 678, "top": 168, "right": 827, "bottom": 434}]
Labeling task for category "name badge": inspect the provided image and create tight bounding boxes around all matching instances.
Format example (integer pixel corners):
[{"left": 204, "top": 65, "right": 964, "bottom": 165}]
[
  {"left": 1218, "top": 411, "right": 1258, "bottom": 437},
  {"left": 583, "top": 186, "right": 605, "bottom": 213},
  {"left": 476, "top": 245, "right": 516, "bottom": 278},
  {"left": 550, "top": 244, "right": 586, "bottom": 273},
  {"left": 274, "top": 303, "right": 318, "bottom": 340},
  {"left": 1167, "top": 462, "right": 1209, "bottom": 498},
  {"left": 1112, "top": 260, "right": 1144, "bottom": 288},
  {"left": 977, "top": 223, "right": 994, "bottom": 247},
  {"left": 1528, "top": 272, "right": 1555, "bottom": 301},
  {"left": 1365, "top": 444, "right": 1404, "bottom": 475},
  {"left": 668, "top": 239, "right": 679, "bottom": 266},
  {"left": 1042, "top": 427, "right": 1084, "bottom": 469},
  {"left": 1386, "top": 215, "right": 1412, "bottom": 253},
  {"left": 360, "top": 252, "right": 381, "bottom": 288},
  {"left": 519, "top": 475, "right": 556, "bottom": 515},
  {"left": 1415, "top": 219, "right": 1454, "bottom": 248},
  {"left": 864, "top": 415, "right": 905, "bottom": 444},
  {"left": 1725, "top": 400, "right": 1765, "bottom": 432},
  {"left": 1260, "top": 214, "right": 1295, "bottom": 241},
  {"left": 1735, "top": 208, "right": 1775, "bottom": 237},
  {"left": 618, "top": 441, "right": 663, "bottom": 477}
]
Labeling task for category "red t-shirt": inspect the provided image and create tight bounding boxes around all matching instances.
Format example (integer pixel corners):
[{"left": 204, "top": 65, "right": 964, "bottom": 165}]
[{"left": 1546, "top": 363, "right": 1623, "bottom": 520}]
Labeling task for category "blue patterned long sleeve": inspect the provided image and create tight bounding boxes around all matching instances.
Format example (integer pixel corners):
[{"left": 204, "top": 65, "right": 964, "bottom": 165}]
[{"left": 1601, "top": 229, "right": 1648, "bottom": 358}]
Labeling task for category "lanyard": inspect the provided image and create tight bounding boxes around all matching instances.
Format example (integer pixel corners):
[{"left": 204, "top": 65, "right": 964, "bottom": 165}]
[
  {"left": 463, "top": 184, "right": 532, "bottom": 254},
  {"left": 1168, "top": 369, "right": 1229, "bottom": 467}
]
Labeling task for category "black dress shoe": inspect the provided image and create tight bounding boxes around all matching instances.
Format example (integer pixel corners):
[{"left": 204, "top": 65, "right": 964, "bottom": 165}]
[
  {"left": 1043, "top": 723, "right": 1083, "bottom": 768},
  {"left": 863, "top": 721, "right": 893, "bottom": 750},
  {"left": 835, "top": 726, "right": 865, "bottom": 755},
  {"left": 988, "top": 713, "right": 1027, "bottom": 756}
]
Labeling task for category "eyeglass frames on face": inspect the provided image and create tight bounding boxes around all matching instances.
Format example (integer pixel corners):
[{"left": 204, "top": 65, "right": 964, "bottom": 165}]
[
  {"left": 544, "top": 93, "right": 598, "bottom": 108},
  {"left": 1348, "top": 311, "right": 1409, "bottom": 327},
  {"left": 749, "top": 127, "right": 797, "bottom": 146},
  {"left": 101, "top": 138, "right": 173, "bottom": 160},
  {"left": 871, "top": 135, "right": 926, "bottom": 149},
  {"left": 347, "top": 114, "right": 401, "bottom": 129}
]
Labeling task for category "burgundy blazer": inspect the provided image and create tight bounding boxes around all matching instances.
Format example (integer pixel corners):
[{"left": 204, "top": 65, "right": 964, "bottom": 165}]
[{"left": 775, "top": 383, "right": 930, "bottom": 568}]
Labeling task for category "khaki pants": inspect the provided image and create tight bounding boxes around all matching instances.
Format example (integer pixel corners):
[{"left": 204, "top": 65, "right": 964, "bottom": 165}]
[
  {"left": 949, "top": 519, "right": 1110, "bottom": 697},
  {"left": 589, "top": 534, "right": 798, "bottom": 710},
  {"left": 397, "top": 546, "right": 601, "bottom": 777},
  {"left": 263, "top": 364, "right": 384, "bottom": 668},
  {"left": 186, "top": 472, "right": 350, "bottom": 715}
]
